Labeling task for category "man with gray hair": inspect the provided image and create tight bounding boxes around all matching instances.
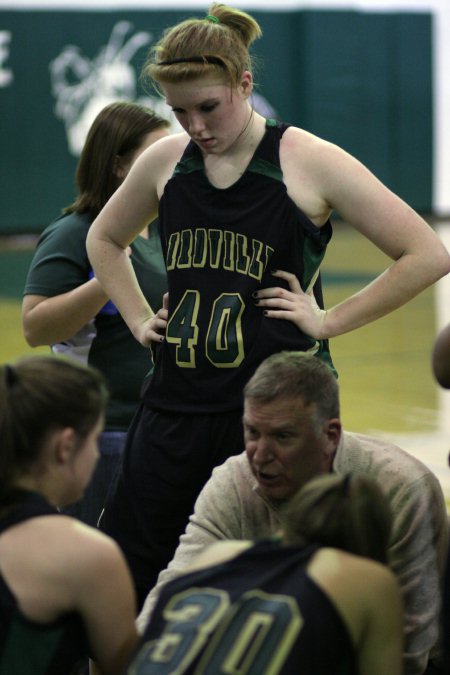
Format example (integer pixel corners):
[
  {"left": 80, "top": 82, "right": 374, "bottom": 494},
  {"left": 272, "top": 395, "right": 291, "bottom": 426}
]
[{"left": 138, "top": 351, "right": 448, "bottom": 675}]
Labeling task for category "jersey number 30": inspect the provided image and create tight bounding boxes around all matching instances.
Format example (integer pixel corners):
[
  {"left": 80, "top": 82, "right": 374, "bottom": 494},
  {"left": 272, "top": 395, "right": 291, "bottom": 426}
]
[{"left": 130, "top": 587, "right": 302, "bottom": 674}]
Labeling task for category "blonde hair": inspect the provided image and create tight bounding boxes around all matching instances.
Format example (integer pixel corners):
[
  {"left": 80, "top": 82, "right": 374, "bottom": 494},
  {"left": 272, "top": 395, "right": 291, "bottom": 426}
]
[
  {"left": 142, "top": 3, "right": 262, "bottom": 92},
  {"left": 282, "top": 473, "right": 392, "bottom": 564}
]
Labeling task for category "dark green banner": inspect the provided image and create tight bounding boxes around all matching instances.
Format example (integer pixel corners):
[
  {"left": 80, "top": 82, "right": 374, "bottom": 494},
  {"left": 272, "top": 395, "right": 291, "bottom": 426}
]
[{"left": 0, "top": 9, "right": 432, "bottom": 233}]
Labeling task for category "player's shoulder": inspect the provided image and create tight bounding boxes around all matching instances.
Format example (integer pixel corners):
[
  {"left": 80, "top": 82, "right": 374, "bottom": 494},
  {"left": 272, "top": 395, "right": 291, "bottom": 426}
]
[
  {"left": 188, "top": 540, "right": 252, "bottom": 573},
  {"left": 281, "top": 125, "right": 336, "bottom": 154},
  {"left": 141, "top": 131, "right": 189, "bottom": 163},
  {"left": 0, "top": 513, "right": 123, "bottom": 590},
  {"left": 313, "top": 547, "right": 398, "bottom": 592},
  {"left": 35, "top": 515, "right": 124, "bottom": 575},
  {"left": 280, "top": 125, "right": 348, "bottom": 183},
  {"left": 134, "top": 132, "right": 190, "bottom": 192}
]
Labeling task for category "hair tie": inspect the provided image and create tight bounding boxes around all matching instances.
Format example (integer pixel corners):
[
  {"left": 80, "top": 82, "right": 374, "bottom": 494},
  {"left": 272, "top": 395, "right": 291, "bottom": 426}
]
[
  {"left": 205, "top": 14, "right": 220, "bottom": 23},
  {"left": 4, "top": 364, "right": 18, "bottom": 387},
  {"left": 158, "top": 56, "right": 225, "bottom": 67}
]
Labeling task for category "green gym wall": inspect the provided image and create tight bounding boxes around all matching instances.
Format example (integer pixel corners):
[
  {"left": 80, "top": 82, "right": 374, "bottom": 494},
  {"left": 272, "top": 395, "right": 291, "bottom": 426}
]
[{"left": 0, "top": 7, "right": 433, "bottom": 233}]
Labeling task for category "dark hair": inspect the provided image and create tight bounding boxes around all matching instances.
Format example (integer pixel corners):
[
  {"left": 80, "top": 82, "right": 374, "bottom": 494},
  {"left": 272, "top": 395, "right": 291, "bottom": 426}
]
[
  {"left": 282, "top": 473, "right": 392, "bottom": 564},
  {"left": 64, "top": 101, "right": 170, "bottom": 218},
  {"left": 244, "top": 351, "right": 339, "bottom": 429},
  {"left": 0, "top": 356, "right": 108, "bottom": 501},
  {"left": 142, "top": 3, "right": 262, "bottom": 93}
]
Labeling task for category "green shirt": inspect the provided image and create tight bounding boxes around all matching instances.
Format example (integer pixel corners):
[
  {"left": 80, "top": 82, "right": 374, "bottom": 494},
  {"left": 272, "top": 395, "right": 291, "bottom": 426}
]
[{"left": 24, "top": 211, "right": 167, "bottom": 430}]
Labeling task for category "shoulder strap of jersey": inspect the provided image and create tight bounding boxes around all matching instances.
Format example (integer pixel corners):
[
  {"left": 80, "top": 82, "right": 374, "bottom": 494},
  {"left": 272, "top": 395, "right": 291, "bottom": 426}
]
[
  {"left": 0, "top": 491, "right": 57, "bottom": 535},
  {"left": 246, "top": 117, "right": 290, "bottom": 180}
]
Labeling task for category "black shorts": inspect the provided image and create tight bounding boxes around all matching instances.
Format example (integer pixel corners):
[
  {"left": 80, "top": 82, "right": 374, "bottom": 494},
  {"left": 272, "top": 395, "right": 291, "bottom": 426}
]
[{"left": 100, "top": 402, "right": 244, "bottom": 609}]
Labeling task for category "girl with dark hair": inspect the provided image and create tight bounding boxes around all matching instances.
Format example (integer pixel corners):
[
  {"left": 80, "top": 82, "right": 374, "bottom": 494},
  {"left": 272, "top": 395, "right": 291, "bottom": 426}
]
[
  {"left": 22, "top": 102, "right": 170, "bottom": 526},
  {"left": 0, "top": 355, "right": 138, "bottom": 675}
]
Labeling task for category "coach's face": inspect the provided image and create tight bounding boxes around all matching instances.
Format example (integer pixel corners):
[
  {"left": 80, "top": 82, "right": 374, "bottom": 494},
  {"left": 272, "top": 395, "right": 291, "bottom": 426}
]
[{"left": 244, "top": 396, "right": 341, "bottom": 501}]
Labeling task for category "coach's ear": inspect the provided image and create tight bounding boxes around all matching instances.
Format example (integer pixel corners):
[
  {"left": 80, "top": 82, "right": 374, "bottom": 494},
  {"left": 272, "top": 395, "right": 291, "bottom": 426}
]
[{"left": 322, "top": 418, "right": 341, "bottom": 471}]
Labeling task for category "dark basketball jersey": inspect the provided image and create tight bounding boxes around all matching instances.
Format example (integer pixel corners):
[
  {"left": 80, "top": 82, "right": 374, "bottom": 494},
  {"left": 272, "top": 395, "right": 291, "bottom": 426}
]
[
  {"left": 144, "top": 119, "right": 334, "bottom": 413},
  {"left": 0, "top": 491, "right": 90, "bottom": 675},
  {"left": 129, "top": 540, "right": 357, "bottom": 675}
]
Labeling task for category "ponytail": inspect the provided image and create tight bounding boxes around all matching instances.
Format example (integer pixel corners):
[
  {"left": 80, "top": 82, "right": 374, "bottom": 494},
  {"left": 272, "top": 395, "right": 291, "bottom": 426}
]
[
  {"left": 282, "top": 473, "right": 392, "bottom": 564},
  {"left": 142, "top": 3, "right": 262, "bottom": 92}
]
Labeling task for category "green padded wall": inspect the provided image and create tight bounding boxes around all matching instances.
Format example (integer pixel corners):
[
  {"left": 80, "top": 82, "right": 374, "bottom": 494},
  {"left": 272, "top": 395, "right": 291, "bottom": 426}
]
[{"left": 0, "top": 8, "right": 432, "bottom": 233}]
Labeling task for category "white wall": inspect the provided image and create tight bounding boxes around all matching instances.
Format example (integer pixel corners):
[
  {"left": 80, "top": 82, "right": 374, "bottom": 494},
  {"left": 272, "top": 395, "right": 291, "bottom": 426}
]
[{"left": 0, "top": 0, "right": 448, "bottom": 213}]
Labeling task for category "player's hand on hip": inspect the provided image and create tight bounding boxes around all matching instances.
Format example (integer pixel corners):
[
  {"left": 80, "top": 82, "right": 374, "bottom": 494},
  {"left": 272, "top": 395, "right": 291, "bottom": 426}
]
[
  {"left": 254, "top": 270, "right": 327, "bottom": 339},
  {"left": 136, "top": 293, "right": 169, "bottom": 346}
]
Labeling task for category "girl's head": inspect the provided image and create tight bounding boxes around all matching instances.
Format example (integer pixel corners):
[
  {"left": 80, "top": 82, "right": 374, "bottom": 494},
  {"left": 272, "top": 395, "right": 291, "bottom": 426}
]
[
  {"left": 66, "top": 101, "right": 170, "bottom": 217},
  {"left": 282, "top": 473, "right": 392, "bottom": 564},
  {"left": 0, "top": 356, "right": 108, "bottom": 502},
  {"left": 142, "top": 3, "right": 262, "bottom": 93}
]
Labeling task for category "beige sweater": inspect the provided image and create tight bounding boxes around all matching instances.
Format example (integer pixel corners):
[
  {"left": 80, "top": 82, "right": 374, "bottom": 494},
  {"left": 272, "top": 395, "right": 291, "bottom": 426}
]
[{"left": 137, "top": 430, "right": 449, "bottom": 675}]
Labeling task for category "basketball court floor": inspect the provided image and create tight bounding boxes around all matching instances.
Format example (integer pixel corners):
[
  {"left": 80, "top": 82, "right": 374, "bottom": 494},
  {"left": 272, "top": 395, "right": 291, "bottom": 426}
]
[{"left": 1, "top": 219, "right": 449, "bottom": 504}]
